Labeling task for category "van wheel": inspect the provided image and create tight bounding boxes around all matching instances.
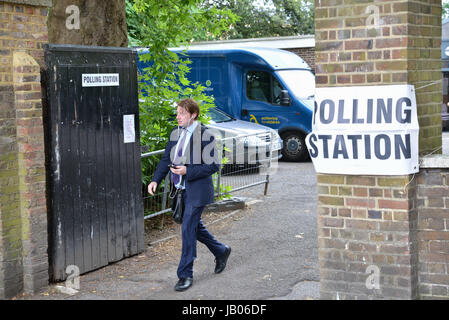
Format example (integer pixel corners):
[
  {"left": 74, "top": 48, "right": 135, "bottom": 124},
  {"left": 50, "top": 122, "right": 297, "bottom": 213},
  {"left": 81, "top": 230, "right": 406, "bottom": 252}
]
[{"left": 281, "top": 131, "right": 309, "bottom": 162}]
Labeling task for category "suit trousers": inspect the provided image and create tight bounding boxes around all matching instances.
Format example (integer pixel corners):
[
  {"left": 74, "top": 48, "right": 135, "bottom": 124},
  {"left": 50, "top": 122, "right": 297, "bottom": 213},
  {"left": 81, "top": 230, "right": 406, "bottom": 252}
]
[{"left": 177, "top": 190, "right": 227, "bottom": 279}]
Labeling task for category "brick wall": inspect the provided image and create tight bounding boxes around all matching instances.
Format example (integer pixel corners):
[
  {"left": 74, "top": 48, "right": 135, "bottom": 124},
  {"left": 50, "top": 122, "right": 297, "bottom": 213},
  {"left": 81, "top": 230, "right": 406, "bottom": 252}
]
[
  {"left": 317, "top": 174, "right": 418, "bottom": 299},
  {"left": 0, "top": 0, "right": 50, "bottom": 299},
  {"left": 415, "top": 162, "right": 449, "bottom": 300},
  {"left": 13, "top": 51, "right": 48, "bottom": 294},
  {"left": 315, "top": 0, "right": 444, "bottom": 300},
  {"left": 315, "top": 0, "right": 441, "bottom": 154},
  {"left": 0, "top": 202, "right": 3, "bottom": 298},
  {"left": 285, "top": 47, "right": 316, "bottom": 71}
]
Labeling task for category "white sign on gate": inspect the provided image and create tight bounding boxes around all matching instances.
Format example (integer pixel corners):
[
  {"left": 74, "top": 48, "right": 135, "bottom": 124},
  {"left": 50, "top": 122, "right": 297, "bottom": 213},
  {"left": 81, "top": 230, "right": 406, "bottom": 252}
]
[
  {"left": 305, "top": 84, "right": 419, "bottom": 175},
  {"left": 82, "top": 73, "right": 120, "bottom": 87},
  {"left": 123, "top": 114, "right": 135, "bottom": 144}
]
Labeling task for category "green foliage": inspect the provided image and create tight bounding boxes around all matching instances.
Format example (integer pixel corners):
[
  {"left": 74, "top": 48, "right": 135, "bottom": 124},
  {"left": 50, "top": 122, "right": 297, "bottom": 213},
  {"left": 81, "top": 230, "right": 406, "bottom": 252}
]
[
  {"left": 127, "top": 0, "right": 238, "bottom": 47},
  {"left": 444, "top": 2, "right": 449, "bottom": 20},
  {"left": 219, "top": 184, "right": 233, "bottom": 199},
  {"left": 212, "top": 172, "right": 232, "bottom": 200},
  {"left": 126, "top": 0, "right": 236, "bottom": 184},
  {"left": 201, "top": 0, "right": 314, "bottom": 39}
]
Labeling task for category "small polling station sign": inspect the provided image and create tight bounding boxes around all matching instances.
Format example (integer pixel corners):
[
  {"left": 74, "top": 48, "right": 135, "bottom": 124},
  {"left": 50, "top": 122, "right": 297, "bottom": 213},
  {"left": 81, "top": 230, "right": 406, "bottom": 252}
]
[
  {"left": 82, "top": 73, "right": 120, "bottom": 87},
  {"left": 305, "top": 84, "right": 419, "bottom": 175}
]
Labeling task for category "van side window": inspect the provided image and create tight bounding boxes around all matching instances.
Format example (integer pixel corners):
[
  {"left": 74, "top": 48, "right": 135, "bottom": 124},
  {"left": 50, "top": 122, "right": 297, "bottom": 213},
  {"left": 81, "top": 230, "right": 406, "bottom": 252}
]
[
  {"left": 246, "top": 71, "right": 284, "bottom": 105},
  {"left": 247, "top": 71, "right": 270, "bottom": 102}
]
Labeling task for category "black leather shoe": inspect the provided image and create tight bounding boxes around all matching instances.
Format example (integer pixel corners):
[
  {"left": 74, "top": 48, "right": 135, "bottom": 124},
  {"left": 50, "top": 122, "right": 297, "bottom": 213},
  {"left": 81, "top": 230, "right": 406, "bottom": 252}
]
[
  {"left": 215, "top": 245, "right": 231, "bottom": 274},
  {"left": 175, "top": 277, "right": 193, "bottom": 291}
]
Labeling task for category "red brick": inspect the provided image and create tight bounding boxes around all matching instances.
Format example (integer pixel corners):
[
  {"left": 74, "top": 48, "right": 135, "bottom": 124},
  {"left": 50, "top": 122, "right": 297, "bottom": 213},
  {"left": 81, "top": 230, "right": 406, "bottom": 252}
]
[
  {"left": 379, "top": 244, "right": 410, "bottom": 254},
  {"left": 346, "top": 219, "right": 378, "bottom": 230},
  {"left": 337, "top": 75, "right": 351, "bottom": 84},
  {"left": 346, "top": 198, "right": 376, "bottom": 208},
  {"left": 375, "top": 38, "right": 405, "bottom": 49},
  {"left": 322, "top": 217, "right": 344, "bottom": 228},
  {"left": 351, "top": 74, "right": 365, "bottom": 84},
  {"left": 429, "top": 241, "right": 449, "bottom": 255},
  {"left": 419, "top": 218, "right": 445, "bottom": 231},
  {"left": 316, "top": 75, "right": 328, "bottom": 84},
  {"left": 345, "top": 39, "right": 373, "bottom": 50},
  {"left": 378, "top": 199, "right": 410, "bottom": 210},
  {"left": 320, "top": 238, "right": 347, "bottom": 250},
  {"left": 352, "top": 209, "right": 366, "bottom": 219},
  {"left": 381, "top": 220, "right": 410, "bottom": 232},
  {"left": 346, "top": 176, "right": 376, "bottom": 186},
  {"left": 353, "top": 187, "right": 368, "bottom": 197},
  {"left": 419, "top": 231, "right": 449, "bottom": 241}
]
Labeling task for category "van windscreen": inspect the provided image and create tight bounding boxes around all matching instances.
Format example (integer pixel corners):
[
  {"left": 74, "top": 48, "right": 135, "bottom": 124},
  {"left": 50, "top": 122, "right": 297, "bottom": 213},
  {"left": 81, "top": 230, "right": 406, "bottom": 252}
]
[{"left": 277, "top": 70, "right": 315, "bottom": 100}]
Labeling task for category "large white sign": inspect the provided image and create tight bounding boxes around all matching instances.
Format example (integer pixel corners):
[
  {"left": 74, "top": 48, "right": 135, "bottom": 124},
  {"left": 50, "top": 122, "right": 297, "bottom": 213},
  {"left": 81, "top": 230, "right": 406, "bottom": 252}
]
[
  {"left": 82, "top": 73, "right": 119, "bottom": 87},
  {"left": 305, "top": 84, "right": 419, "bottom": 175}
]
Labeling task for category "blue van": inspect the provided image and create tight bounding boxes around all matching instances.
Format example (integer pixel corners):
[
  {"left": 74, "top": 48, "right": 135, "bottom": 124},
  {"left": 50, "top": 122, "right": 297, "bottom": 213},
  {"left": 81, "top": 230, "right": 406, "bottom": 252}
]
[{"left": 137, "top": 47, "right": 315, "bottom": 161}]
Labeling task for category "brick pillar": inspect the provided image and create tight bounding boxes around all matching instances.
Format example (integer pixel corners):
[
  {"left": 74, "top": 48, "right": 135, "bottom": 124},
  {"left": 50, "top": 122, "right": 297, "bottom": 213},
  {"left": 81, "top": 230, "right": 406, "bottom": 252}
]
[
  {"left": 415, "top": 159, "right": 449, "bottom": 299},
  {"left": 0, "top": 0, "right": 50, "bottom": 299},
  {"left": 314, "top": 0, "right": 441, "bottom": 299}
]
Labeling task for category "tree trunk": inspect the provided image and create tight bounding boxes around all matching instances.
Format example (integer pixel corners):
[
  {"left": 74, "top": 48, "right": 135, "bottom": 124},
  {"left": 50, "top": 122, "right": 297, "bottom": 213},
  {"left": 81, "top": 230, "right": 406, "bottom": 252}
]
[{"left": 48, "top": 0, "right": 128, "bottom": 47}]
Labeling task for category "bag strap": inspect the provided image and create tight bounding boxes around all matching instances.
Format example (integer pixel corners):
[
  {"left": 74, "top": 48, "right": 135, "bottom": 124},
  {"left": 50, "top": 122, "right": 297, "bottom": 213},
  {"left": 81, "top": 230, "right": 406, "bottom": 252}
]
[{"left": 169, "top": 174, "right": 185, "bottom": 199}]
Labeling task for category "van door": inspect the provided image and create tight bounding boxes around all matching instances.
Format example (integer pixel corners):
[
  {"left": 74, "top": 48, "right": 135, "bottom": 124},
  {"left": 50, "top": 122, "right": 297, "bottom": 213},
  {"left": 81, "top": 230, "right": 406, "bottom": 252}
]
[{"left": 241, "top": 70, "right": 291, "bottom": 129}]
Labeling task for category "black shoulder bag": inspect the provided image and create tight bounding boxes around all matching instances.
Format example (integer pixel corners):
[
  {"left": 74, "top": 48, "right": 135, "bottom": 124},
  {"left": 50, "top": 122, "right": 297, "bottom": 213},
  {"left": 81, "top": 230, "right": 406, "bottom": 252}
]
[{"left": 170, "top": 176, "right": 184, "bottom": 224}]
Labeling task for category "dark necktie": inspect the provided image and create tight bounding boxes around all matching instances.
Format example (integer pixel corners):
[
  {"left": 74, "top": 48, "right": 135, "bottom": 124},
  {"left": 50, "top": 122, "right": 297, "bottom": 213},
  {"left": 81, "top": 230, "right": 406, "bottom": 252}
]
[{"left": 172, "top": 128, "right": 187, "bottom": 186}]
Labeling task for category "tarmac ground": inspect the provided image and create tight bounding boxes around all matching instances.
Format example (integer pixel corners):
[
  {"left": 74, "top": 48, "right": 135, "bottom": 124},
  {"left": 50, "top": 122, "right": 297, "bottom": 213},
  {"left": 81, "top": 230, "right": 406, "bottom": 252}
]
[
  {"left": 14, "top": 161, "right": 319, "bottom": 300},
  {"left": 13, "top": 132, "right": 449, "bottom": 301}
]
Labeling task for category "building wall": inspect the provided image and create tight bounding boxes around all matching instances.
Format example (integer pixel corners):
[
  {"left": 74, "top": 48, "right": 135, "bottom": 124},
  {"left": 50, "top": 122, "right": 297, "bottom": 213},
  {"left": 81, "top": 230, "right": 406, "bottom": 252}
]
[
  {"left": 314, "top": 0, "right": 446, "bottom": 300},
  {"left": 284, "top": 47, "right": 316, "bottom": 71},
  {"left": 415, "top": 163, "right": 449, "bottom": 300},
  {"left": 0, "top": 0, "right": 50, "bottom": 299}
]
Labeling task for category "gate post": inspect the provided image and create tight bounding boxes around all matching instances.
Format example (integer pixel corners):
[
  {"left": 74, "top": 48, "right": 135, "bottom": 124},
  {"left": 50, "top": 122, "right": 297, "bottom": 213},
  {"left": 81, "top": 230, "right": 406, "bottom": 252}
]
[
  {"left": 0, "top": 0, "right": 51, "bottom": 298},
  {"left": 314, "top": 1, "right": 442, "bottom": 299}
]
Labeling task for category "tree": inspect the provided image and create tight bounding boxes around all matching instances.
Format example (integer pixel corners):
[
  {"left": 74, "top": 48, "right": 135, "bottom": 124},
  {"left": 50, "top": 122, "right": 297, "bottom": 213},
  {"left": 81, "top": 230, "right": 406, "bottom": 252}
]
[
  {"left": 126, "top": 0, "right": 236, "bottom": 183},
  {"left": 201, "top": 0, "right": 314, "bottom": 39},
  {"left": 444, "top": 2, "right": 449, "bottom": 20},
  {"left": 271, "top": 0, "right": 314, "bottom": 35},
  {"left": 48, "top": 0, "right": 128, "bottom": 46},
  {"left": 127, "top": 0, "right": 237, "bottom": 47}
]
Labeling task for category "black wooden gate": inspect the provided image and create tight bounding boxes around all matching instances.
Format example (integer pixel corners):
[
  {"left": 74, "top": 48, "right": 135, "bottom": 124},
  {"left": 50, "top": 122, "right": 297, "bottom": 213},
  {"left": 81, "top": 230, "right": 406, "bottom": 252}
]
[{"left": 43, "top": 44, "right": 144, "bottom": 281}]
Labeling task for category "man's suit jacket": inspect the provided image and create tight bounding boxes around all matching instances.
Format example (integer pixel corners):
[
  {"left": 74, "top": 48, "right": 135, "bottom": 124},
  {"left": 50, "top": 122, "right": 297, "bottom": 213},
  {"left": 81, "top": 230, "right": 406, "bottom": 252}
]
[{"left": 151, "top": 124, "right": 220, "bottom": 207}]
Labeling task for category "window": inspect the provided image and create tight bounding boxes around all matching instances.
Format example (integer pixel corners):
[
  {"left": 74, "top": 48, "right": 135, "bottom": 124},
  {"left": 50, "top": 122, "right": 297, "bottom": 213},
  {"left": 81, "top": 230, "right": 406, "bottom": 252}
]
[
  {"left": 208, "top": 107, "right": 234, "bottom": 123},
  {"left": 246, "top": 71, "right": 284, "bottom": 105},
  {"left": 276, "top": 69, "right": 315, "bottom": 100}
]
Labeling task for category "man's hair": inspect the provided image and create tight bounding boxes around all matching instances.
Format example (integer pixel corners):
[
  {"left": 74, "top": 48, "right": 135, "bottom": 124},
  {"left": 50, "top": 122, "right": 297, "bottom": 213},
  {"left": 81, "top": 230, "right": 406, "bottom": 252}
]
[{"left": 178, "top": 98, "right": 199, "bottom": 119}]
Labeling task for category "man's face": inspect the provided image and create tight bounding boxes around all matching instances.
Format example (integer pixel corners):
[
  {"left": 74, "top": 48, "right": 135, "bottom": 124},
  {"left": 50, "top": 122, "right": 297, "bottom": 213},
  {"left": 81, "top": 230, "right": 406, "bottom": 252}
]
[{"left": 176, "top": 106, "right": 196, "bottom": 127}]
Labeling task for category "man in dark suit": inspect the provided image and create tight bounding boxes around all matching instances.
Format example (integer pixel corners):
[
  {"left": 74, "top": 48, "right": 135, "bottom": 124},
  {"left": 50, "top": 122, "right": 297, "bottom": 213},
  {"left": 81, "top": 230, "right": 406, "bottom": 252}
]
[{"left": 148, "top": 98, "right": 231, "bottom": 291}]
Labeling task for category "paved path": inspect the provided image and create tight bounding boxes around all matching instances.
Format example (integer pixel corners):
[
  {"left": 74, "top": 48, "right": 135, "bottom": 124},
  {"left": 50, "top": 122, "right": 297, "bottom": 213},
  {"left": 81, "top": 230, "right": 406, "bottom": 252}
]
[
  {"left": 16, "top": 161, "right": 319, "bottom": 300},
  {"left": 16, "top": 133, "right": 449, "bottom": 301}
]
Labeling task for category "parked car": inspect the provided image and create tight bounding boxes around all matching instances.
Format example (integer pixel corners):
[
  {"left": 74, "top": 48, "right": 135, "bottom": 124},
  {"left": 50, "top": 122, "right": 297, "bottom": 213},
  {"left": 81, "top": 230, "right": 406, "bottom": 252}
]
[
  {"left": 205, "top": 107, "right": 283, "bottom": 172},
  {"left": 138, "top": 94, "right": 282, "bottom": 171},
  {"left": 137, "top": 47, "right": 314, "bottom": 162}
]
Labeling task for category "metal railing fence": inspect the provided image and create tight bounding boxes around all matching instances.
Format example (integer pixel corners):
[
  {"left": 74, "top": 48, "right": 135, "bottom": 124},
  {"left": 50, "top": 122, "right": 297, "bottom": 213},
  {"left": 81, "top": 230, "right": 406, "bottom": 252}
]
[{"left": 141, "top": 130, "right": 279, "bottom": 220}]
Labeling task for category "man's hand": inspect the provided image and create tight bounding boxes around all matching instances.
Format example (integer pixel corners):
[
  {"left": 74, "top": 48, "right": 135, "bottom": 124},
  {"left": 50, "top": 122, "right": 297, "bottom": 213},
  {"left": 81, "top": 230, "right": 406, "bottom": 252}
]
[
  {"left": 170, "top": 165, "right": 186, "bottom": 176},
  {"left": 148, "top": 181, "right": 158, "bottom": 196}
]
